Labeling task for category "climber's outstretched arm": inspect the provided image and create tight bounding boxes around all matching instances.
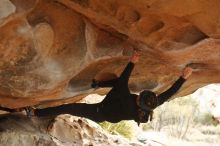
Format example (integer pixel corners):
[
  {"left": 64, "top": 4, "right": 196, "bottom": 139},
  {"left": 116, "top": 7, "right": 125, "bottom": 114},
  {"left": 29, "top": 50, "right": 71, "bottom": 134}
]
[
  {"left": 157, "top": 67, "right": 193, "bottom": 106},
  {"left": 118, "top": 51, "right": 140, "bottom": 85}
]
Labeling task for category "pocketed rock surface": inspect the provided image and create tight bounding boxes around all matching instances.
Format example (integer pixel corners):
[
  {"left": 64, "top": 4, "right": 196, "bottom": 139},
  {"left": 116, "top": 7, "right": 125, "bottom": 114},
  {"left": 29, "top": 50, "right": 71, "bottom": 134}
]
[{"left": 0, "top": 0, "right": 220, "bottom": 111}]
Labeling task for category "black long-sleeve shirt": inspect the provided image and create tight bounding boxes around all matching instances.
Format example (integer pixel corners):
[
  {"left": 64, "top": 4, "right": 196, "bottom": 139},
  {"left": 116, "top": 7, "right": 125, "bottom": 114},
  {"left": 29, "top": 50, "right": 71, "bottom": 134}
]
[
  {"left": 100, "top": 62, "right": 186, "bottom": 123},
  {"left": 157, "top": 77, "right": 186, "bottom": 107}
]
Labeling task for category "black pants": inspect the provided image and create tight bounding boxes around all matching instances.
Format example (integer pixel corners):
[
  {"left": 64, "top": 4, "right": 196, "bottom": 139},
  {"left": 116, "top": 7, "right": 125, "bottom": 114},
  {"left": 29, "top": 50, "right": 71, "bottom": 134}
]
[
  {"left": 35, "top": 103, "right": 106, "bottom": 122},
  {"left": 35, "top": 78, "right": 123, "bottom": 123},
  {"left": 35, "top": 76, "right": 129, "bottom": 122}
]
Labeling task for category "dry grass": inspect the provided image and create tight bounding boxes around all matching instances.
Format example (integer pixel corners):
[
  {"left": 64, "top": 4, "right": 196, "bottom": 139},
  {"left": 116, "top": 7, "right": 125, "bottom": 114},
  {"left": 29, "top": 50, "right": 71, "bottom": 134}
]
[{"left": 141, "top": 96, "right": 220, "bottom": 146}]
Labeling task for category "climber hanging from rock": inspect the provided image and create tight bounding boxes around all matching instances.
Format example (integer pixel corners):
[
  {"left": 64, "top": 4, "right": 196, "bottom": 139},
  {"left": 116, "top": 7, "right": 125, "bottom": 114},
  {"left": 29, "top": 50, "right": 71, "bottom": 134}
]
[{"left": 25, "top": 50, "right": 193, "bottom": 125}]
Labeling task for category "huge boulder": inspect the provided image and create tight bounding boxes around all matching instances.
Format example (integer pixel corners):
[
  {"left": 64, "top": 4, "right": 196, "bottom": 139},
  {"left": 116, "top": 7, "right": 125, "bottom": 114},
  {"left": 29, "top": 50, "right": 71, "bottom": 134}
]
[{"left": 1, "top": 0, "right": 220, "bottom": 108}]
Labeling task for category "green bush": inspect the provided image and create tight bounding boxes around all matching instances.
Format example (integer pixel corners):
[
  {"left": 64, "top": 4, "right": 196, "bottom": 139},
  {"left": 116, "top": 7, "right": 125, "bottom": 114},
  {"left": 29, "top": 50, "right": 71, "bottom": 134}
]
[
  {"left": 141, "top": 123, "right": 153, "bottom": 131},
  {"left": 99, "top": 120, "right": 137, "bottom": 139}
]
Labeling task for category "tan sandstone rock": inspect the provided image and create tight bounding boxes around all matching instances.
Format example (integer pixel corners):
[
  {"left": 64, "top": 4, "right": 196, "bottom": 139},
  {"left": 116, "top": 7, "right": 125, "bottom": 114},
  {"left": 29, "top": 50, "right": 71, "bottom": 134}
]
[
  {"left": 0, "top": 113, "right": 143, "bottom": 146},
  {"left": 0, "top": 0, "right": 220, "bottom": 109},
  {"left": 48, "top": 114, "right": 143, "bottom": 146}
]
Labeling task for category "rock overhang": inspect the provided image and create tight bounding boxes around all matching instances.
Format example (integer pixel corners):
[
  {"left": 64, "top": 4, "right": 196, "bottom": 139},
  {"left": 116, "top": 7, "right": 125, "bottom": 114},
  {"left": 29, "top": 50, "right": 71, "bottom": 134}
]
[{"left": 0, "top": 0, "right": 220, "bottom": 108}]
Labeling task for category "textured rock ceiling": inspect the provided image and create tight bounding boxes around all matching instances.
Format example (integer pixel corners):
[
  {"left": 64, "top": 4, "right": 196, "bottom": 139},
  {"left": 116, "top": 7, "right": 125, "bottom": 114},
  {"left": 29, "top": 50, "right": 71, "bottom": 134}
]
[{"left": 1, "top": 0, "right": 220, "bottom": 108}]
